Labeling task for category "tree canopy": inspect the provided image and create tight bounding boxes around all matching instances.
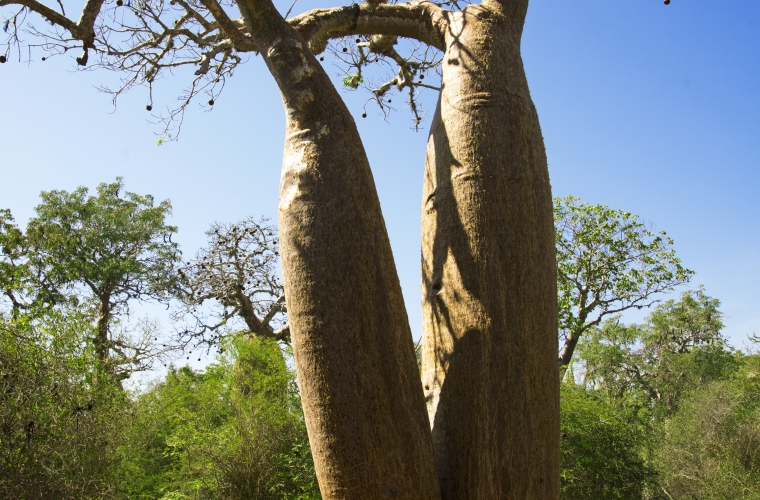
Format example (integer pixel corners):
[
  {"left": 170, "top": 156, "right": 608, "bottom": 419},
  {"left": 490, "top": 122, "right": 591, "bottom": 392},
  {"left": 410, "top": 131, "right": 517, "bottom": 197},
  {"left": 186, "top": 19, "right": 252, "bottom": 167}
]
[
  {"left": 1, "top": 178, "right": 180, "bottom": 379},
  {"left": 555, "top": 196, "right": 694, "bottom": 367}
]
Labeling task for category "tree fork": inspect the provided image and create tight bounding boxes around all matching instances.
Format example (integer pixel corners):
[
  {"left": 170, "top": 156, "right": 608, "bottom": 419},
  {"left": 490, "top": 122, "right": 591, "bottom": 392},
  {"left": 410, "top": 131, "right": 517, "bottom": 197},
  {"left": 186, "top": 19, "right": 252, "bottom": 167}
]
[{"left": 420, "top": 1, "right": 560, "bottom": 498}]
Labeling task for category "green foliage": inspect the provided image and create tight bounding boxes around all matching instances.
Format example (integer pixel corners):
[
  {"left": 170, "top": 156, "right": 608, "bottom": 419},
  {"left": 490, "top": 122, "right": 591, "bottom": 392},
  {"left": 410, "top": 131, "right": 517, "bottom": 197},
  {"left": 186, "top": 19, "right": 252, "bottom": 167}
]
[
  {"left": 655, "top": 355, "right": 760, "bottom": 499},
  {"left": 3, "top": 178, "right": 183, "bottom": 379},
  {"left": 555, "top": 196, "right": 693, "bottom": 365},
  {"left": 577, "top": 288, "right": 738, "bottom": 419},
  {"left": 341, "top": 73, "right": 363, "bottom": 89},
  {"left": 157, "top": 134, "right": 172, "bottom": 146},
  {"left": 560, "top": 383, "right": 656, "bottom": 500},
  {"left": 3, "top": 187, "right": 317, "bottom": 499},
  {"left": 118, "top": 336, "right": 319, "bottom": 500},
  {"left": 0, "top": 209, "right": 57, "bottom": 315},
  {"left": 561, "top": 288, "right": 752, "bottom": 497},
  {"left": 0, "top": 310, "right": 128, "bottom": 499},
  {"left": 24, "top": 177, "right": 180, "bottom": 308},
  {"left": 1, "top": 310, "right": 318, "bottom": 499}
]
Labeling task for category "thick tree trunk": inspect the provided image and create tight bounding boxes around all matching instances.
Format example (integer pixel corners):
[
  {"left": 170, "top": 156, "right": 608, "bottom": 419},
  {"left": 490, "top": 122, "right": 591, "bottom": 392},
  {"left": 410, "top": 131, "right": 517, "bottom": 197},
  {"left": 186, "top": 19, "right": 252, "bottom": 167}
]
[
  {"left": 242, "top": 1, "right": 441, "bottom": 497},
  {"left": 420, "top": 1, "right": 560, "bottom": 498}
]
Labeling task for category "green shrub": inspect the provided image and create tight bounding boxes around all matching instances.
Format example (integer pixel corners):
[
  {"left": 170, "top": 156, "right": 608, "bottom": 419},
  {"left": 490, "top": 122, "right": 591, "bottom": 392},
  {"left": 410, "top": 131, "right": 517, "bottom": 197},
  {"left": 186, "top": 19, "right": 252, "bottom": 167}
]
[
  {"left": 118, "top": 336, "right": 320, "bottom": 500},
  {"left": 0, "top": 313, "right": 127, "bottom": 499},
  {"left": 655, "top": 355, "right": 760, "bottom": 500},
  {"left": 561, "top": 383, "right": 656, "bottom": 499}
]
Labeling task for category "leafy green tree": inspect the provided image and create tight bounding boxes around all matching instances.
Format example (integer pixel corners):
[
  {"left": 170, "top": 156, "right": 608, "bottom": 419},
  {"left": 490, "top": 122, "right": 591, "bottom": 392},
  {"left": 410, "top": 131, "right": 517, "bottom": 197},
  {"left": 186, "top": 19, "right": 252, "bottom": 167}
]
[
  {"left": 0, "top": 309, "right": 128, "bottom": 499},
  {"left": 556, "top": 196, "right": 694, "bottom": 367},
  {"left": 577, "top": 288, "right": 738, "bottom": 419},
  {"left": 655, "top": 353, "right": 760, "bottom": 499},
  {"left": 118, "top": 336, "right": 319, "bottom": 500},
  {"left": 18, "top": 178, "right": 181, "bottom": 379},
  {"left": 560, "top": 383, "right": 655, "bottom": 500}
]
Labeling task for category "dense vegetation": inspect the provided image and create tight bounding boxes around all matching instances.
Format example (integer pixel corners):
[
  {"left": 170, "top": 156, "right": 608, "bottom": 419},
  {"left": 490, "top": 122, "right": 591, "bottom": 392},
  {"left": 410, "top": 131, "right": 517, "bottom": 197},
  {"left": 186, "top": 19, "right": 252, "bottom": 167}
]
[{"left": 1, "top": 182, "right": 757, "bottom": 499}]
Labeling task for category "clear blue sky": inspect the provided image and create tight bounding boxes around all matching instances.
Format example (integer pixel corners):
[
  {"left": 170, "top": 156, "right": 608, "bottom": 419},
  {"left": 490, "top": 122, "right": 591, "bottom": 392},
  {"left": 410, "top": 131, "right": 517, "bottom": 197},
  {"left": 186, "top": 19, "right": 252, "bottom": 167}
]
[{"left": 1, "top": 0, "right": 758, "bottom": 355}]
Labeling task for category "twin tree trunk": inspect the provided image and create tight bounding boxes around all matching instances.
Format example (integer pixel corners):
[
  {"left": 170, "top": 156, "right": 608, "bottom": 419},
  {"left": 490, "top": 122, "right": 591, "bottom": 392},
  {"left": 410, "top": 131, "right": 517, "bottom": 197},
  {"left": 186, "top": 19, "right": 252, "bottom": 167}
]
[
  {"left": 421, "top": 3, "right": 559, "bottom": 498},
  {"left": 259, "top": 6, "right": 440, "bottom": 497},
  {"left": 252, "top": 0, "right": 559, "bottom": 498}
]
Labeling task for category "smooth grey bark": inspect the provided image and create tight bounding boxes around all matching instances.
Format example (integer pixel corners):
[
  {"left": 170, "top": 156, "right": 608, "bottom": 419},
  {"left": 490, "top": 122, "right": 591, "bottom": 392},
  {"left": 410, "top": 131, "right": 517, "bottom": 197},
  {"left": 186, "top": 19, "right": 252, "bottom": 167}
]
[{"left": 420, "top": 1, "right": 560, "bottom": 498}]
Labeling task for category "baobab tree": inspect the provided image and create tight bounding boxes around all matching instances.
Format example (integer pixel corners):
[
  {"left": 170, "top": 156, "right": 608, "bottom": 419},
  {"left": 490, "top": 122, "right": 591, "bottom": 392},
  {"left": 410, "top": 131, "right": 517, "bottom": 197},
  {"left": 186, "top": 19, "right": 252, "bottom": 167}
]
[{"left": 0, "top": 0, "right": 673, "bottom": 498}]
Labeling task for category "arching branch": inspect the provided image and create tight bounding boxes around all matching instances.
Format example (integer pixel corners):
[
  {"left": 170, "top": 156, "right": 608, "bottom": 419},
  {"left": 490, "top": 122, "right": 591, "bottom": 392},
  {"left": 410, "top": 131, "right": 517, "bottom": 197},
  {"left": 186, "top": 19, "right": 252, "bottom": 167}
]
[
  {"left": 0, "top": 0, "right": 78, "bottom": 35},
  {"left": 2, "top": 0, "right": 449, "bottom": 134},
  {"left": 291, "top": 2, "right": 447, "bottom": 53}
]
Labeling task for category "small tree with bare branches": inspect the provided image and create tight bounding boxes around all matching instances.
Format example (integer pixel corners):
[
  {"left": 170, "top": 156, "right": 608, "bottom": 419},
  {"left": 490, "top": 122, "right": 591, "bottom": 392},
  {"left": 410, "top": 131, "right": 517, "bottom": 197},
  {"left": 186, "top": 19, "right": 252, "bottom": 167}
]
[{"left": 174, "top": 217, "right": 289, "bottom": 349}]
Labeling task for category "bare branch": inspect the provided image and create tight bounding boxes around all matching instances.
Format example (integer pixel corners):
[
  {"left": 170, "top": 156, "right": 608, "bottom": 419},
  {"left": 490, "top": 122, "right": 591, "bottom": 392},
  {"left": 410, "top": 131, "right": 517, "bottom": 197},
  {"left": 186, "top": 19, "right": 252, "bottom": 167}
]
[
  {"left": 0, "top": 0, "right": 78, "bottom": 35},
  {"left": 196, "top": 0, "right": 254, "bottom": 50},
  {"left": 173, "top": 217, "right": 287, "bottom": 349},
  {"left": 2, "top": 0, "right": 450, "bottom": 133}
]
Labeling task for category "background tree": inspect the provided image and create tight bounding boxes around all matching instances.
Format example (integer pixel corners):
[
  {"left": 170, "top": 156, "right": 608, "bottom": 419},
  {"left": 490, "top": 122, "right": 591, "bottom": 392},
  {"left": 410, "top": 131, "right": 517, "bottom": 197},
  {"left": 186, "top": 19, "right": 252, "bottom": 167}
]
[
  {"left": 174, "top": 217, "right": 288, "bottom": 349},
  {"left": 0, "top": 309, "right": 128, "bottom": 499},
  {"left": 20, "top": 178, "right": 181, "bottom": 379},
  {"left": 576, "top": 288, "right": 738, "bottom": 419},
  {"left": 556, "top": 196, "right": 694, "bottom": 368}
]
